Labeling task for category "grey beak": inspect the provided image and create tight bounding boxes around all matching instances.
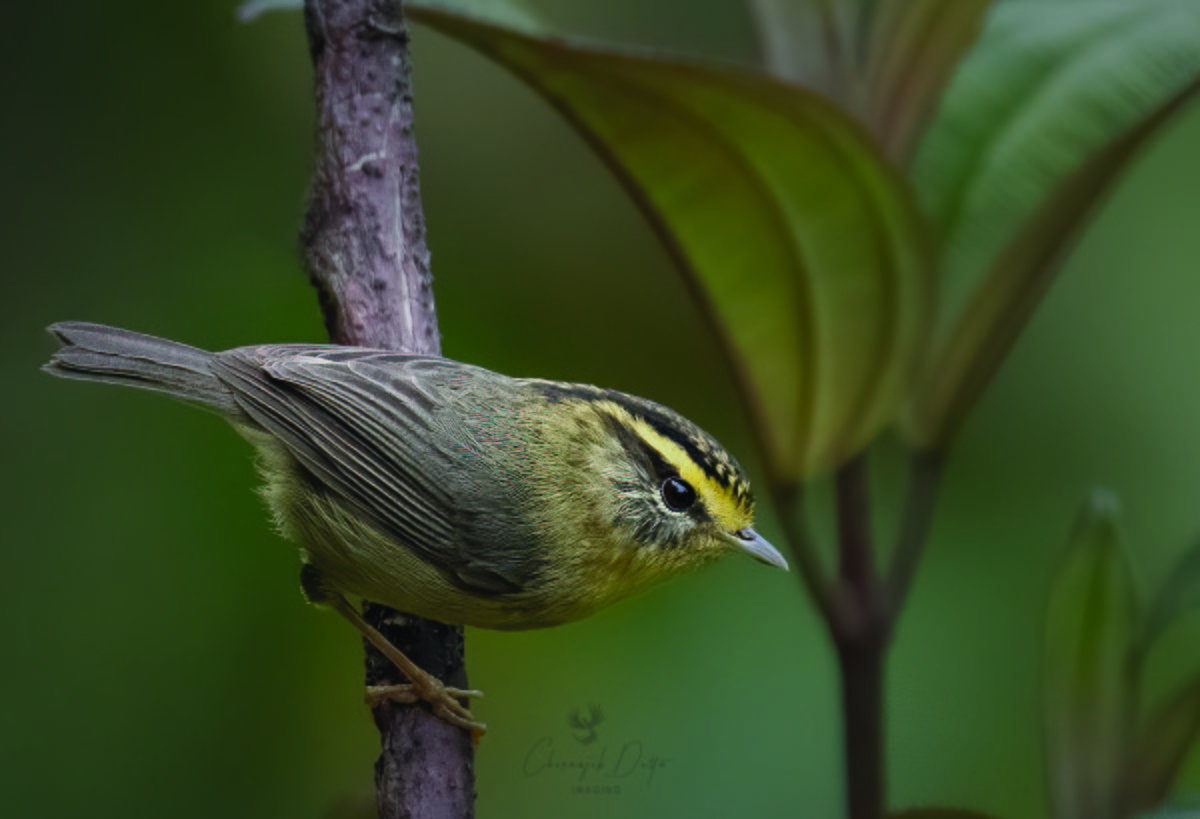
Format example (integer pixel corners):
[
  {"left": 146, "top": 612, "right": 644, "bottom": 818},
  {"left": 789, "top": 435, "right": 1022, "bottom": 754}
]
[{"left": 731, "top": 528, "right": 789, "bottom": 570}]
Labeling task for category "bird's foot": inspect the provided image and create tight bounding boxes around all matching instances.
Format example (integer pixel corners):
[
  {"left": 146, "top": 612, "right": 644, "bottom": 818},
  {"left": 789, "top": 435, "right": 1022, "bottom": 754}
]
[{"left": 367, "top": 676, "right": 486, "bottom": 740}]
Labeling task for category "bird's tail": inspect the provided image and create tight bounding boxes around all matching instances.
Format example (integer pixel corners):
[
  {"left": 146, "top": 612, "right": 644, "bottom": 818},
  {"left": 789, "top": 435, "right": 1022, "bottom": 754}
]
[{"left": 44, "top": 322, "right": 237, "bottom": 414}]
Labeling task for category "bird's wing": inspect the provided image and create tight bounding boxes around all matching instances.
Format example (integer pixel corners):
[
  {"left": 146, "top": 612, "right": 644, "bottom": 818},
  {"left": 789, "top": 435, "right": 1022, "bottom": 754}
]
[{"left": 211, "top": 347, "right": 526, "bottom": 596}]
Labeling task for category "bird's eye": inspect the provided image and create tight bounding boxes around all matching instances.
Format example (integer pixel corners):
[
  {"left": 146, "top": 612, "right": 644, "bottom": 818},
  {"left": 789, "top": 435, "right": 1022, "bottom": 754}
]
[{"left": 660, "top": 476, "right": 696, "bottom": 512}]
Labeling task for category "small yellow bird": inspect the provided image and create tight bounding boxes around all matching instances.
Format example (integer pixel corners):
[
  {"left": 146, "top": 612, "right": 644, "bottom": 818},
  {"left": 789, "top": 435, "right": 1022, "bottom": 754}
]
[{"left": 44, "top": 322, "right": 787, "bottom": 735}]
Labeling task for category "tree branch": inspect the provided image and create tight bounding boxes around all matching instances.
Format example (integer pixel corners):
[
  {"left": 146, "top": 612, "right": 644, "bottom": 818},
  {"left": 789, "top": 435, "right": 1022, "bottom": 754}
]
[
  {"left": 302, "top": 0, "right": 439, "bottom": 354},
  {"left": 301, "top": 1, "right": 475, "bottom": 817},
  {"left": 834, "top": 454, "right": 887, "bottom": 819}
]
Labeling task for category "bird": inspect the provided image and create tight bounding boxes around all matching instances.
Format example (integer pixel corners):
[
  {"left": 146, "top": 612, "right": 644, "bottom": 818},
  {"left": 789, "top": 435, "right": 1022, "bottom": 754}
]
[{"left": 43, "top": 321, "right": 788, "bottom": 736}]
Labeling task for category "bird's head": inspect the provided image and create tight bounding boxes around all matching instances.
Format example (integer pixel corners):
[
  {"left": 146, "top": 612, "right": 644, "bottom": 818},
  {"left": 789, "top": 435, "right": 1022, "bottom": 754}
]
[{"left": 531, "top": 383, "right": 788, "bottom": 608}]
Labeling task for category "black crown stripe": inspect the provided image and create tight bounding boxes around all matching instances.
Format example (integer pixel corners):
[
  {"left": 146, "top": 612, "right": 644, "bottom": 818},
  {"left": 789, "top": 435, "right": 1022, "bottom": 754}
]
[{"left": 538, "top": 382, "right": 752, "bottom": 506}]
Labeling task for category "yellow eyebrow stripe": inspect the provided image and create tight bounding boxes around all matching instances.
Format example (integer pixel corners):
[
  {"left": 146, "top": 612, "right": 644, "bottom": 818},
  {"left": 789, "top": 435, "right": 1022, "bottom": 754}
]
[{"left": 627, "top": 417, "right": 753, "bottom": 533}]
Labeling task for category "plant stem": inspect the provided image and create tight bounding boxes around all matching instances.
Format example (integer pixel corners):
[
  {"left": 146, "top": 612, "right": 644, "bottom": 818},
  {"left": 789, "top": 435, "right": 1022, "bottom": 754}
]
[
  {"left": 834, "top": 454, "right": 888, "bottom": 819},
  {"left": 837, "top": 635, "right": 887, "bottom": 819},
  {"left": 837, "top": 454, "right": 876, "bottom": 597},
  {"left": 825, "top": 450, "right": 945, "bottom": 819},
  {"left": 885, "top": 451, "right": 945, "bottom": 617},
  {"left": 771, "top": 480, "right": 838, "bottom": 628},
  {"left": 300, "top": 1, "right": 474, "bottom": 816}
]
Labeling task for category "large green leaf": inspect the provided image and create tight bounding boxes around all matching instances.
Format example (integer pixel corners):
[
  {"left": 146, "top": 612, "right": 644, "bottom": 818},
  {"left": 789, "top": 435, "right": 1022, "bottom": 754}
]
[
  {"left": 861, "top": 0, "right": 994, "bottom": 164},
  {"left": 1044, "top": 491, "right": 1138, "bottom": 819},
  {"left": 746, "top": 0, "right": 993, "bottom": 165},
  {"left": 910, "top": 0, "right": 1200, "bottom": 449},
  {"left": 408, "top": 5, "right": 933, "bottom": 480}
]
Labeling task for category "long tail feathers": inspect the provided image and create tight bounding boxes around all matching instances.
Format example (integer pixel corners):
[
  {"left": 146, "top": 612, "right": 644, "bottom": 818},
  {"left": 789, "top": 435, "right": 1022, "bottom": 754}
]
[{"left": 44, "top": 322, "right": 237, "bottom": 413}]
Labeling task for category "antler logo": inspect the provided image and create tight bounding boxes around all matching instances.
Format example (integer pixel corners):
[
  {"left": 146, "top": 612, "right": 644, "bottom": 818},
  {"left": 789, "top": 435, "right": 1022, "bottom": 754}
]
[{"left": 568, "top": 704, "right": 605, "bottom": 745}]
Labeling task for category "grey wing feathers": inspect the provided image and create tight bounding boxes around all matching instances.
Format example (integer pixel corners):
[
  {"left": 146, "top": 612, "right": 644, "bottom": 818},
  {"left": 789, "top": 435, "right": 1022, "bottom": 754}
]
[
  {"left": 44, "top": 322, "right": 236, "bottom": 413},
  {"left": 211, "top": 348, "right": 524, "bottom": 595}
]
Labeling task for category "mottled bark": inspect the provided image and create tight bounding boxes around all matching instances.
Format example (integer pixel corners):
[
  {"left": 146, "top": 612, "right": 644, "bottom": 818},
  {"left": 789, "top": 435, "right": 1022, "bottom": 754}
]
[
  {"left": 302, "top": 0, "right": 439, "bottom": 355},
  {"left": 300, "top": 1, "right": 475, "bottom": 817}
]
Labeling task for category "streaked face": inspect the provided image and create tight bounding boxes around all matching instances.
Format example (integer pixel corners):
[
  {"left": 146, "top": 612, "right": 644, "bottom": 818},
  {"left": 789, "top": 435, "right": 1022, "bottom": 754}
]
[
  {"left": 587, "top": 397, "right": 787, "bottom": 571},
  {"left": 506, "top": 380, "right": 789, "bottom": 627}
]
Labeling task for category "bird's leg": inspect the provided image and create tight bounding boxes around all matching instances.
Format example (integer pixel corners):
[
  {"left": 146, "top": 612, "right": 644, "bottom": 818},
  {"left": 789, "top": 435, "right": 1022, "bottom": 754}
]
[
  {"left": 302, "top": 566, "right": 485, "bottom": 737},
  {"left": 326, "top": 594, "right": 485, "bottom": 737}
]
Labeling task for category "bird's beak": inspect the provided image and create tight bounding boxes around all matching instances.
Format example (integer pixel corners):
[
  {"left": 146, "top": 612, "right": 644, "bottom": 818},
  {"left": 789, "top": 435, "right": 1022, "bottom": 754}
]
[{"left": 730, "top": 528, "right": 789, "bottom": 570}]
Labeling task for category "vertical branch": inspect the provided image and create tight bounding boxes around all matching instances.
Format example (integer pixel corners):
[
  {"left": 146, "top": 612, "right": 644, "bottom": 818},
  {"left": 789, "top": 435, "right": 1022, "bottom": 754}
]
[
  {"left": 834, "top": 454, "right": 887, "bottom": 819},
  {"left": 830, "top": 450, "right": 943, "bottom": 819},
  {"left": 836, "top": 639, "right": 886, "bottom": 819},
  {"left": 837, "top": 455, "right": 876, "bottom": 598},
  {"left": 301, "top": 1, "right": 475, "bottom": 818},
  {"left": 302, "top": 0, "right": 439, "bottom": 354}
]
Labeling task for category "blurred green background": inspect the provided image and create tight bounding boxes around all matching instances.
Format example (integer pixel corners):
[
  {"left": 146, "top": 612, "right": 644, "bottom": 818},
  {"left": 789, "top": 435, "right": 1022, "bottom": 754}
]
[{"left": 4, "top": 1, "right": 1200, "bottom": 818}]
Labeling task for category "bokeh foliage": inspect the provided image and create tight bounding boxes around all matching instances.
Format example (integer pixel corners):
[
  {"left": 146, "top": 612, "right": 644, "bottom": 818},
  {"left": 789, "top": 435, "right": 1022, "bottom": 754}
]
[{"left": 4, "top": 1, "right": 1200, "bottom": 818}]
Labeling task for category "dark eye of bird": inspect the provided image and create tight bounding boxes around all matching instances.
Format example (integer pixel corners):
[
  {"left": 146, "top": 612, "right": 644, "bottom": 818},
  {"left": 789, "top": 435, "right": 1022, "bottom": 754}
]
[{"left": 660, "top": 476, "right": 696, "bottom": 512}]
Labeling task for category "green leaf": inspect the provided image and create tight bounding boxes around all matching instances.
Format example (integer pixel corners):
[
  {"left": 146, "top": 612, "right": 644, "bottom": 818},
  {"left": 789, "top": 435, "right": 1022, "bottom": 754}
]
[
  {"left": 746, "top": 0, "right": 994, "bottom": 164},
  {"left": 1122, "top": 538, "right": 1200, "bottom": 814},
  {"left": 1122, "top": 679, "right": 1200, "bottom": 817},
  {"left": 404, "top": 0, "right": 544, "bottom": 32},
  {"left": 237, "top": 0, "right": 299, "bottom": 22},
  {"left": 1141, "top": 537, "right": 1200, "bottom": 653},
  {"left": 409, "top": 4, "right": 934, "bottom": 480},
  {"left": 237, "top": 0, "right": 542, "bottom": 30},
  {"left": 909, "top": 0, "right": 1200, "bottom": 449},
  {"left": 1044, "top": 490, "right": 1138, "bottom": 819},
  {"left": 861, "top": 0, "right": 995, "bottom": 164},
  {"left": 746, "top": 0, "right": 862, "bottom": 100}
]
